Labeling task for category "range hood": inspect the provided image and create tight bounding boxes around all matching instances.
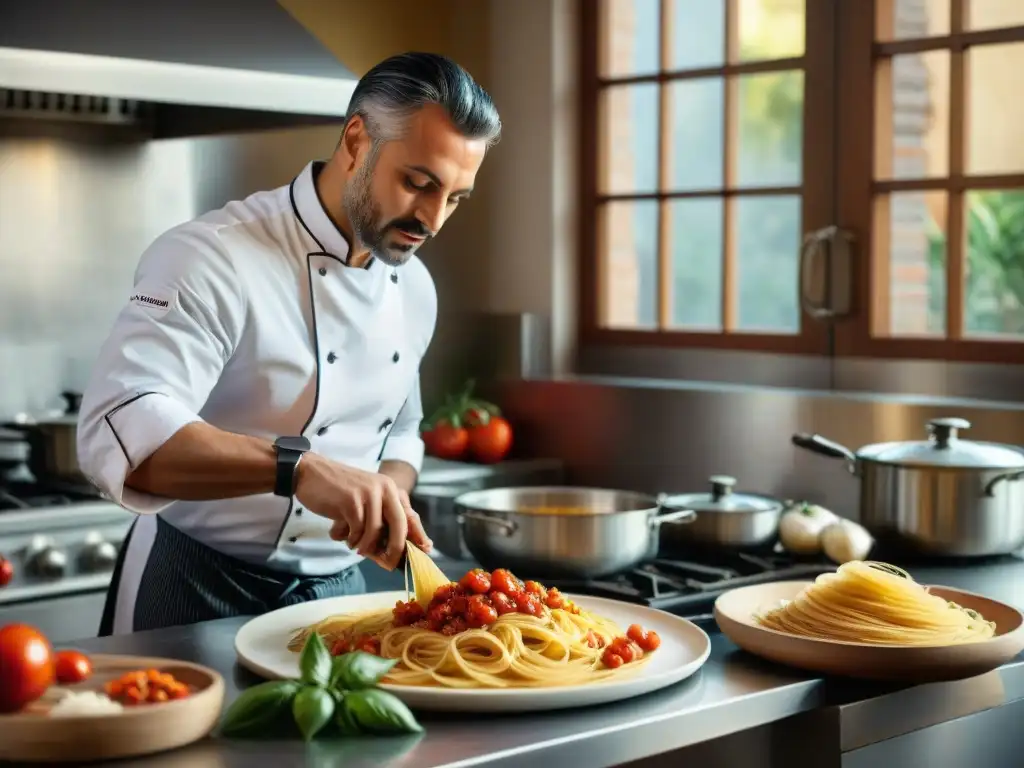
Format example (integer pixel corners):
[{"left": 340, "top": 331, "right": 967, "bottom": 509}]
[{"left": 0, "top": 0, "right": 358, "bottom": 138}]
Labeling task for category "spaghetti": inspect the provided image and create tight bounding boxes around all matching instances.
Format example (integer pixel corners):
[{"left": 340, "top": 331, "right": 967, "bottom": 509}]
[
  {"left": 288, "top": 545, "right": 662, "bottom": 688},
  {"left": 754, "top": 561, "right": 997, "bottom": 646}
]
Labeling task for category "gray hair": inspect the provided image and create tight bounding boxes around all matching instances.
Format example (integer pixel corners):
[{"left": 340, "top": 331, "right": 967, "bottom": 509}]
[{"left": 344, "top": 52, "right": 502, "bottom": 149}]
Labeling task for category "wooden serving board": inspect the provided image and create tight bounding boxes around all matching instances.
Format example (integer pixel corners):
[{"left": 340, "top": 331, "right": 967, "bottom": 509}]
[{"left": 0, "top": 654, "right": 225, "bottom": 764}]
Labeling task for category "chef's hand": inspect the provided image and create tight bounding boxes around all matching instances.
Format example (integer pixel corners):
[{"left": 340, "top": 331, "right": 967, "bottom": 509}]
[{"left": 294, "top": 454, "right": 429, "bottom": 569}]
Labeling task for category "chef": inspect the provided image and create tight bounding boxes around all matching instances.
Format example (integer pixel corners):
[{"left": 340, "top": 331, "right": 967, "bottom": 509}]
[{"left": 76, "top": 52, "right": 502, "bottom": 635}]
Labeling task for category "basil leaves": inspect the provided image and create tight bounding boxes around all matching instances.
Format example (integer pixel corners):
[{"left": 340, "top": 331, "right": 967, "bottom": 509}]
[{"left": 221, "top": 632, "right": 423, "bottom": 741}]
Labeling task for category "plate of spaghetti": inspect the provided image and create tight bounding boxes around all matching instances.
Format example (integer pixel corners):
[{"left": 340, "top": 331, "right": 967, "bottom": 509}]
[
  {"left": 234, "top": 545, "right": 711, "bottom": 712},
  {"left": 714, "top": 561, "right": 1024, "bottom": 683}
]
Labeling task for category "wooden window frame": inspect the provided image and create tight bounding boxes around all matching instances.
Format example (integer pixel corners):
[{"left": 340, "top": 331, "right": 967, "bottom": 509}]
[
  {"left": 578, "top": 0, "right": 835, "bottom": 355},
  {"left": 581, "top": 0, "right": 1024, "bottom": 366},
  {"left": 829, "top": 0, "right": 1024, "bottom": 363}
]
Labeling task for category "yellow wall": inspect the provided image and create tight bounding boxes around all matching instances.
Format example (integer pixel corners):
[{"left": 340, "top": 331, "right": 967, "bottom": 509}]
[{"left": 277, "top": 0, "right": 490, "bottom": 83}]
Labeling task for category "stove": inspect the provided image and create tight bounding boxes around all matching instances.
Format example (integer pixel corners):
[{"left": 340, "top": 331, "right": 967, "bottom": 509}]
[
  {"left": 540, "top": 549, "right": 833, "bottom": 615},
  {"left": 0, "top": 479, "right": 134, "bottom": 642},
  {"left": 0, "top": 479, "right": 108, "bottom": 510}
]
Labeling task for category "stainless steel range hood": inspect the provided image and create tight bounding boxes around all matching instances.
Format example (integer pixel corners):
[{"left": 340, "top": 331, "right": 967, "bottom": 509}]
[{"left": 0, "top": 0, "right": 358, "bottom": 138}]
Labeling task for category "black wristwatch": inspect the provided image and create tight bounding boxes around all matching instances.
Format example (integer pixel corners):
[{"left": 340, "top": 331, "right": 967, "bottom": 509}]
[{"left": 273, "top": 436, "right": 311, "bottom": 498}]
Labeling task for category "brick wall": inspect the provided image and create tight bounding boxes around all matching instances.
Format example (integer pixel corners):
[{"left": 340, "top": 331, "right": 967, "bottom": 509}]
[{"left": 888, "top": 0, "right": 937, "bottom": 335}]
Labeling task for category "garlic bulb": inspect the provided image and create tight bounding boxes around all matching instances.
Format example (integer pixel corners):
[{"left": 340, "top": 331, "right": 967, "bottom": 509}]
[
  {"left": 820, "top": 519, "right": 874, "bottom": 565},
  {"left": 778, "top": 502, "right": 838, "bottom": 555}
]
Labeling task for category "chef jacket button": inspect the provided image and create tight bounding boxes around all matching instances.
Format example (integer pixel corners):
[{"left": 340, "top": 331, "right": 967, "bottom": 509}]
[
  {"left": 379, "top": 417, "right": 393, "bottom": 432},
  {"left": 318, "top": 267, "right": 327, "bottom": 276},
  {"left": 392, "top": 351, "right": 400, "bottom": 363},
  {"left": 295, "top": 507, "right": 303, "bottom": 516},
  {"left": 288, "top": 536, "right": 298, "bottom": 543},
  {"left": 326, "top": 351, "right": 337, "bottom": 364},
  {"left": 317, "top": 426, "right": 328, "bottom": 436},
  {"left": 390, "top": 272, "right": 399, "bottom": 284}
]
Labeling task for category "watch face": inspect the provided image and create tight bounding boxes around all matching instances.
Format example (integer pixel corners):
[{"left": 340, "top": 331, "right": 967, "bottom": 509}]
[{"left": 276, "top": 436, "right": 311, "bottom": 453}]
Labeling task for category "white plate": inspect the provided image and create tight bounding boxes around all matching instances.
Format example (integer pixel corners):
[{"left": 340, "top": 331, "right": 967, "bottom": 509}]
[{"left": 234, "top": 591, "right": 711, "bottom": 712}]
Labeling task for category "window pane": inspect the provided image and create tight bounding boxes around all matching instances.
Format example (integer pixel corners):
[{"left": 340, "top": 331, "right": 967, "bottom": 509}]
[
  {"left": 877, "top": 191, "right": 947, "bottom": 337},
  {"left": 968, "top": 0, "right": 1024, "bottom": 31},
  {"left": 963, "top": 189, "right": 1024, "bottom": 338},
  {"left": 600, "top": 201, "right": 659, "bottom": 329},
  {"left": 671, "top": 0, "right": 725, "bottom": 69},
  {"left": 737, "top": 0, "right": 805, "bottom": 62},
  {"left": 736, "top": 195, "right": 801, "bottom": 332},
  {"left": 600, "top": 0, "right": 661, "bottom": 77},
  {"left": 967, "top": 43, "right": 1024, "bottom": 175},
  {"left": 875, "top": 51, "right": 949, "bottom": 180},
  {"left": 670, "top": 78, "right": 724, "bottom": 191},
  {"left": 737, "top": 70, "right": 804, "bottom": 187},
  {"left": 600, "top": 84, "right": 660, "bottom": 194},
  {"left": 669, "top": 199, "right": 723, "bottom": 329},
  {"left": 875, "top": 0, "right": 950, "bottom": 40}
]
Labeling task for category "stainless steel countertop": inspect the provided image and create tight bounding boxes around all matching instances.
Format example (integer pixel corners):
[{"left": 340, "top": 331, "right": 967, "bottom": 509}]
[{"left": 60, "top": 555, "right": 1024, "bottom": 768}]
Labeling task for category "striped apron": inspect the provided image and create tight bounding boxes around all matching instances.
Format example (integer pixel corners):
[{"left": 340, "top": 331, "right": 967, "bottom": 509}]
[{"left": 98, "top": 516, "right": 366, "bottom": 636}]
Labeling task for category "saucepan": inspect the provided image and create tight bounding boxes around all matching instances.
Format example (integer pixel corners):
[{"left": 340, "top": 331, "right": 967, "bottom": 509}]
[
  {"left": 792, "top": 417, "right": 1024, "bottom": 556},
  {"left": 4, "top": 391, "right": 84, "bottom": 482},
  {"left": 454, "top": 486, "right": 697, "bottom": 579}
]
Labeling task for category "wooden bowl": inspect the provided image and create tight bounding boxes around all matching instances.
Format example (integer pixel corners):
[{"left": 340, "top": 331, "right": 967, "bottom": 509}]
[
  {"left": 0, "top": 654, "right": 225, "bottom": 764},
  {"left": 714, "top": 580, "right": 1024, "bottom": 683}
]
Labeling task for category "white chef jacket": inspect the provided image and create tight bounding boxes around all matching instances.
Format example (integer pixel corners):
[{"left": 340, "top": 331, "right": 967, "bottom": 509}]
[{"left": 77, "top": 160, "right": 437, "bottom": 583}]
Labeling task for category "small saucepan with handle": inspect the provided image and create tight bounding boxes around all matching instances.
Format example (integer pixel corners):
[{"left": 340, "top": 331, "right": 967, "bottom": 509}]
[
  {"left": 792, "top": 417, "right": 1024, "bottom": 557},
  {"left": 454, "top": 486, "right": 696, "bottom": 579}
]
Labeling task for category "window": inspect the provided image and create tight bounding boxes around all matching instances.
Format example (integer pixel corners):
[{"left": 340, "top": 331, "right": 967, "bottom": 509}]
[
  {"left": 834, "top": 0, "right": 1024, "bottom": 361},
  {"left": 580, "top": 0, "right": 1024, "bottom": 362}
]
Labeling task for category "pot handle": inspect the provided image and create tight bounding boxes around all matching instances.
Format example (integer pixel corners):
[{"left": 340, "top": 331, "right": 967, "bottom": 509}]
[
  {"left": 457, "top": 510, "right": 518, "bottom": 537},
  {"left": 649, "top": 507, "right": 697, "bottom": 529},
  {"left": 792, "top": 433, "right": 859, "bottom": 475},
  {"left": 984, "top": 469, "right": 1024, "bottom": 498}
]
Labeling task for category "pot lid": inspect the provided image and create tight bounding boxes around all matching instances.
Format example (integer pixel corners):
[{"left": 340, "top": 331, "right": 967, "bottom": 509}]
[
  {"left": 858, "top": 418, "right": 1024, "bottom": 469},
  {"left": 662, "top": 475, "right": 780, "bottom": 514}
]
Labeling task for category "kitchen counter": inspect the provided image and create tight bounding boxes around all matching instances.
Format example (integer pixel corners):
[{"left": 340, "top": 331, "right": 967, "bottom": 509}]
[{"left": 51, "top": 556, "right": 1024, "bottom": 768}]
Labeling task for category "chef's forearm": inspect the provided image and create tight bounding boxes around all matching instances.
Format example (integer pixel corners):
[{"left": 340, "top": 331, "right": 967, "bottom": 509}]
[
  {"left": 125, "top": 422, "right": 276, "bottom": 500},
  {"left": 379, "top": 460, "right": 418, "bottom": 494}
]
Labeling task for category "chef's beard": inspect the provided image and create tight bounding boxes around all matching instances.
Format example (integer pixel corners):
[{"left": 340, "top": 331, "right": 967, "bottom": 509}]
[{"left": 343, "top": 153, "right": 431, "bottom": 268}]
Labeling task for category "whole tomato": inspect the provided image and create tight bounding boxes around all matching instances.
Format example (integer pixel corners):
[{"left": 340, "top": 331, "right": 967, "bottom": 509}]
[
  {"left": 55, "top": 650, "right": 93, "bottom": 685},
  {"left": 422, "top": 421, "right": 469, "bottom": 460},
  {"left": 0, "top": 624, "right": 55, "bottom": 713},
  {"left": 468, "top": 416, "right": 513, "bottom": 464},
  {"left": 0, "top": 556, "right": 13, "bottom": 587}
]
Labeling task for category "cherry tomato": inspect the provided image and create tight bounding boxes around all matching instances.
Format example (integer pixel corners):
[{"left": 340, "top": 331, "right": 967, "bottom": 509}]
[
  {"left": 0, "top": 557, "right": 13, "bottom": 587},
  {"left": 515, "top": 593, "right": 544, "bottom": 617},
  {"left": 331, "top": 638, "right": 352, "bottom": 656},
  {"left": 489, "top": 591, "right": 517, "bottom": 615},
  {"left": 55, "top": 650, "right": 92, "bottom": 685},
  {"left": 467, "top": 416, "right": 513, "bottom": 464},
  {"left": 0, "top": 624, "right": 55, "bottom": 713},
  {"left": 626, "top": 624, "right": 646, "bottom": 644},
  {"left": 459, "top": 569, "right": 492, "bottom": 594},
  {"left": 524, "top": 580, "right": 548, "bottom": 600},
  {"left": 602, "top": 649, "right": 625, "bottom": 668},
  {"left": 490, "top": 569, "right": 521, "bottom": 595},
  {"left": 466, "top": 595, "right": 499, "bottom": 628},
  {"left": 640, "top": 630, "right": 661, "bottom": 651},
  {"left": 421, "top": 421, "right": 469, "bottom": 460},
  {"left": 545, "top": 588, "right": 567, "bottom": 610}
]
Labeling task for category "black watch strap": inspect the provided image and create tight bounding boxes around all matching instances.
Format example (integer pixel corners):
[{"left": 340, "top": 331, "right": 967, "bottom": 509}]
[{"left": 274, "top": 436, "right": 311, "bottom": 498}]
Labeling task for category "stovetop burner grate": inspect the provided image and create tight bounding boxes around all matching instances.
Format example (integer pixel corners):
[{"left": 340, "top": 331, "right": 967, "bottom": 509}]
[
  {"left": 540, "top": 551, "right": 833, "bottom": 612},
  {"left": 0, "top": 480, "right": 104, "bottom": 511}
]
